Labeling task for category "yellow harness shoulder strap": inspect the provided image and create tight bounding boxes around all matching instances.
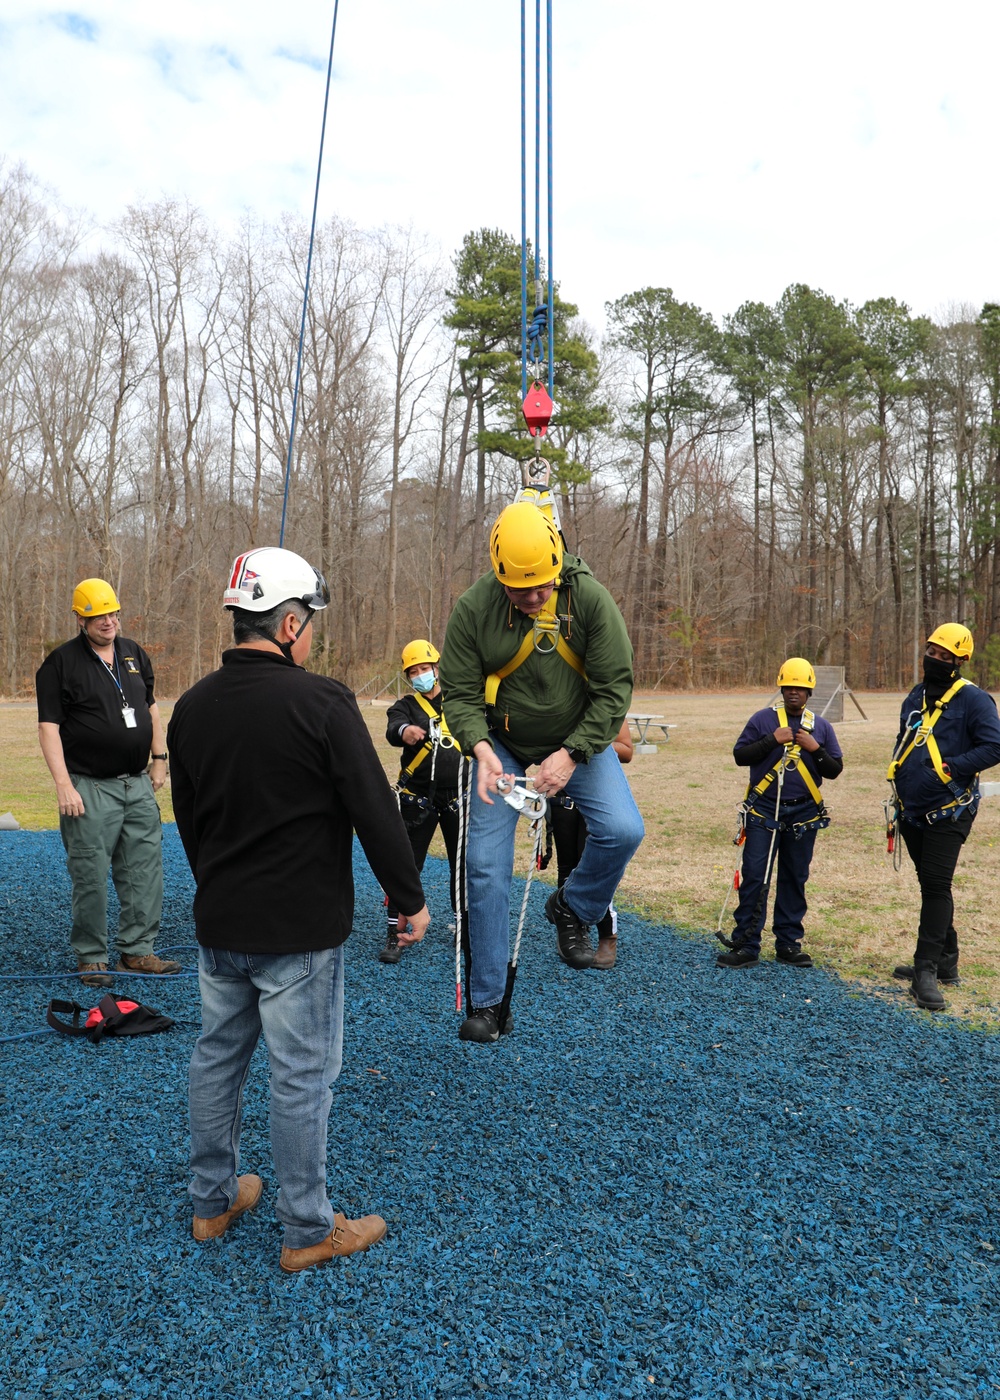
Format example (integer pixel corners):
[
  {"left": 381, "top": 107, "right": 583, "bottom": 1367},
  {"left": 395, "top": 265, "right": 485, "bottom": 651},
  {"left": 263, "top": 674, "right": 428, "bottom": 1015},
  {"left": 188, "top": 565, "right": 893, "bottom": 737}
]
[
  {"left": 402, "top": 694, "right": 460, "bottom": 777},
  {"left": 887, "top": 678, "right": 969, "bottom": 784},
  {"left": 751, "top": 705, "right": 824, "bottom": 806},
  {"left": 484, "top": 590, "right": 587, "bottom": 707}
]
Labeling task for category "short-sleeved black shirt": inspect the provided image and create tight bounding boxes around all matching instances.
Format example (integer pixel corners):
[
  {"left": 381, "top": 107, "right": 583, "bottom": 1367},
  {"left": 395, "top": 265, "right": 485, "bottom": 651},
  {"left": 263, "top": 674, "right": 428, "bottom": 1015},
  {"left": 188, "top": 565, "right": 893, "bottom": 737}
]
[{"left": 35, "top": 632, "right": 157, "bottom": 778}]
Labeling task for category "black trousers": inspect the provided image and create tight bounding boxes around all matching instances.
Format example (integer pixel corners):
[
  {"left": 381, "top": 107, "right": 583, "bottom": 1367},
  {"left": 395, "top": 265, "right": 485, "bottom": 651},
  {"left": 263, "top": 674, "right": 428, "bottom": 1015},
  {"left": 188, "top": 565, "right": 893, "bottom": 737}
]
[
  {"left": 548, "top": 800, "right": 615, "bottom": 939},
  {"left": 898, "top": 810, "right": 974, "bottom": 966},
  {"left": 386, "top": 796, "right": 463, "bottom": 924}
]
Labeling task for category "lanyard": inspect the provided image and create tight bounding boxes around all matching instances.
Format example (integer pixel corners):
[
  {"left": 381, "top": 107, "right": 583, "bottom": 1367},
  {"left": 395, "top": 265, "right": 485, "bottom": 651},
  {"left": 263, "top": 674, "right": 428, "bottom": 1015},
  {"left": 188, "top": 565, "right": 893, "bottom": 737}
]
[{"left": 93, "top": 643, "right": 128, "bottom": 710}]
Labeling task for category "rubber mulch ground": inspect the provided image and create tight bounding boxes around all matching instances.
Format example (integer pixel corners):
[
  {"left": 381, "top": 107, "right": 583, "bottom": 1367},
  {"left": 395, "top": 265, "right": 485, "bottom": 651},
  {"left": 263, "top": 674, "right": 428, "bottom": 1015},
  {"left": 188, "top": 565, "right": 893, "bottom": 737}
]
[{"left": 1, "top": 827, "right": 998, "bottom": 1399}]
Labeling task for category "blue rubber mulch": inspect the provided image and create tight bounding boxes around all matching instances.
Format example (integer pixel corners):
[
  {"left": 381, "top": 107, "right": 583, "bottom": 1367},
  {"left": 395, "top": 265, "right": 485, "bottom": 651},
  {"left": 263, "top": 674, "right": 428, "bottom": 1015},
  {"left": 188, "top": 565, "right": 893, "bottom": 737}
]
[{"left": 0, "top": 827, "right": 998, "bottom": 1400}]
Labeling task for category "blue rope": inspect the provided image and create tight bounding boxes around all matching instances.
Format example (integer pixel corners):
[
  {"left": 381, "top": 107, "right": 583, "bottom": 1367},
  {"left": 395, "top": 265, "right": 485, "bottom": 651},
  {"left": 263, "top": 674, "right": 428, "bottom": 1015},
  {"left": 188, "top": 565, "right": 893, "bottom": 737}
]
[
  {"left": 279, "top": 1, "right": 341, "bottom": 547},
  {"left": 521, "top": 0, "right": 527, "bottom": 398},
  {"left": 546, "top": 0, "right": 554, "bottom": 400}
]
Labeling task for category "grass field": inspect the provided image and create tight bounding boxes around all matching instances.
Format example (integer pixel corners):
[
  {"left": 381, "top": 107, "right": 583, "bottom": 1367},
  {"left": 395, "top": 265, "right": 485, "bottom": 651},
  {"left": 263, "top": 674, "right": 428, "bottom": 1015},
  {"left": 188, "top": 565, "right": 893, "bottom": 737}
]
[{"left": 4, "top": 688, "right": 998, "bottom": 1026}]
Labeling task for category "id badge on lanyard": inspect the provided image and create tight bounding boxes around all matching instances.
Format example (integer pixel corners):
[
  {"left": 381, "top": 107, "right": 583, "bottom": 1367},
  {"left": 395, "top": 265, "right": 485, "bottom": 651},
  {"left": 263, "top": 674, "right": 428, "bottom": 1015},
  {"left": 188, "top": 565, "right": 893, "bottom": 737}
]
[{"left": 122, "top": 706, "right": 137, "bottom": 729}]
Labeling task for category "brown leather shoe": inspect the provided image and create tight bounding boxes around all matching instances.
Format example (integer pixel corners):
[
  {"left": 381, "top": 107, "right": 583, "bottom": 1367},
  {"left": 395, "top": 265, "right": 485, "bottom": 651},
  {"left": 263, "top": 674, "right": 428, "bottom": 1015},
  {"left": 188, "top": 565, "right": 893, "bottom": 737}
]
[
  {"left": 592, "top": 935, "right": 617, "bottom": 970},
  {"left": 117, "top": 951, "right": 182, "bottom": 975},
  {"left": 77, "top": 961, "right": 115, "bottom": 988},
  {"left": 279, "top": 1211, "right": 387, "bottom": 1273},
  {"left": 193, "top": 1173, "right": 263, "bottom": 1241}
]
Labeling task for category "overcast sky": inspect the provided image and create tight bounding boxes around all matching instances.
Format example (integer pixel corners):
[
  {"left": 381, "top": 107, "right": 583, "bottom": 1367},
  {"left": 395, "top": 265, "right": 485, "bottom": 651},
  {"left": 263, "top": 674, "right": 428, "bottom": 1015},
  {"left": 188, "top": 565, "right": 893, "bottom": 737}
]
[{"left": 1, "top": 1, "right": 998, "bottom": 329}]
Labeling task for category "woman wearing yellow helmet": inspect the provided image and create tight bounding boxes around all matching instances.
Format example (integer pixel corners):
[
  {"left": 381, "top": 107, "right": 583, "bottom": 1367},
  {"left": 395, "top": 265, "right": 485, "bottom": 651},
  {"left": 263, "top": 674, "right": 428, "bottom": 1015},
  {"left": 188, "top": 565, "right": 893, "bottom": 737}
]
[
  {"left": 380, "top": 640, "right": 466, "bottom": 966},
  {"left": 890, "top": 624, "right": 1000, "bottom": 1010}
]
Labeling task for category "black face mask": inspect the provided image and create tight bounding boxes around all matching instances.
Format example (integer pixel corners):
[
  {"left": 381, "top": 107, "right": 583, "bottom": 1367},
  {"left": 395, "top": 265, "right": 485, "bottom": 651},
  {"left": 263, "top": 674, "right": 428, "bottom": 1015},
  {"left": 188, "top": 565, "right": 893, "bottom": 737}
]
[{"left": 923, "top": 655, "right": 958, "bottom": 689}]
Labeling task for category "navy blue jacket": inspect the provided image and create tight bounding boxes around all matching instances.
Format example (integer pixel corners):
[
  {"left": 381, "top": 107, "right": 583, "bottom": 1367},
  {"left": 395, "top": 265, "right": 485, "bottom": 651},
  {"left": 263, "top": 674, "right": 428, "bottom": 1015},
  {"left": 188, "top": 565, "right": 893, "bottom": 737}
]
[
  {"left": 893, "top": 681, "right": 1000, "bottom": 819},
  {"left": 734, "top": 706, "right": 842, "bottom": 804}
]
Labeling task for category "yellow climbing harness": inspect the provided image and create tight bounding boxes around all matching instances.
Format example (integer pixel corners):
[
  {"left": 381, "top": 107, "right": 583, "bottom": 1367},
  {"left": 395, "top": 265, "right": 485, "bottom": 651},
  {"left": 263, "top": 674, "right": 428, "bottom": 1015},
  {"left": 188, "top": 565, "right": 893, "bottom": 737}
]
[
  {"left": 886, "top": 677, "right": 977, "bottom": 821},
  {"left": 402, "top": 692, "right": 460, "bottom": 779},
  {"left": 749, "top": 706, "right": 824, "bottom": 809},
  {"left": 484, "top": 586, "right": 587, "bottom": 708}
]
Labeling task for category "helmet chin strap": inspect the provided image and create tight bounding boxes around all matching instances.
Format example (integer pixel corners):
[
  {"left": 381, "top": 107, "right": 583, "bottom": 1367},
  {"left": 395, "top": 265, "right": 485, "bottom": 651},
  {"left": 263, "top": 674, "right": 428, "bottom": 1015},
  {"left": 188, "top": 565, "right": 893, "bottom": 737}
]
[{"left": 277, "top": 608, "right": 314, "bottom": 661}]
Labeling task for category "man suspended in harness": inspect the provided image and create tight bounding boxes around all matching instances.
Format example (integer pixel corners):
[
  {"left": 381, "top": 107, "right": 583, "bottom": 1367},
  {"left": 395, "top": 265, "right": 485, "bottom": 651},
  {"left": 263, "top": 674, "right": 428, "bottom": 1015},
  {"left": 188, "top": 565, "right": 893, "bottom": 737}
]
[
  {"left": 716, "top": 658, "right": 843, "bottom": 970},
  {"left": 887, "top": 624, "right": 1000, "bottom": 1011},
  {"left": 439, "top": 501, "right": 645, "bottom": 1043},
  {"left": 380, "top": 640, "right": 467, "bottom": 966}
]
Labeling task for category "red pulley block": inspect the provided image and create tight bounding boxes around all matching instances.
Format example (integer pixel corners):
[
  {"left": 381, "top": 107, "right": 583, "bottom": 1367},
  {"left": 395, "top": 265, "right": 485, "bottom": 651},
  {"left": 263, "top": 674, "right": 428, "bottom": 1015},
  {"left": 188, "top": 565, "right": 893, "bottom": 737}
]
[{"left": 522, "top": 380, "right": 554, "bottom": 437}]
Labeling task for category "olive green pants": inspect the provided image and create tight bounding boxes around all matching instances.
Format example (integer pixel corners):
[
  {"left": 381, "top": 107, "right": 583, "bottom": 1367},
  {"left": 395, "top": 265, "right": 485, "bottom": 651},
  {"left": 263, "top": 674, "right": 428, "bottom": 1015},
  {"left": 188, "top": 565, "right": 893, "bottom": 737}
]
[{"left": 60, "top": 773, "right": 164, "bottom": 963}]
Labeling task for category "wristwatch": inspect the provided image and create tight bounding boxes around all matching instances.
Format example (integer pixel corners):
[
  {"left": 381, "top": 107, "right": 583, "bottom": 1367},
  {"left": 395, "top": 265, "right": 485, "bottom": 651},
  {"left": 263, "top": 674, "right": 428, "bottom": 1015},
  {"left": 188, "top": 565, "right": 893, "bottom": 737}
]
[
  {"left": 566, "top": 746, "right": 588, "bottom": 764},
  {"left": 151, "top": 753, "right": 168, "bottom": 761}
]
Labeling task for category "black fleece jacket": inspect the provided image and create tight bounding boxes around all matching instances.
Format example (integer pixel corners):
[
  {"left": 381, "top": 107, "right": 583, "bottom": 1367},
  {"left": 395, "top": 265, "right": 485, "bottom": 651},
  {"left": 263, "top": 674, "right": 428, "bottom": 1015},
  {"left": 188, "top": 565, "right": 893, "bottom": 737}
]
[{"left": 167, "top": 648, "right": 425, "bottom": 953}]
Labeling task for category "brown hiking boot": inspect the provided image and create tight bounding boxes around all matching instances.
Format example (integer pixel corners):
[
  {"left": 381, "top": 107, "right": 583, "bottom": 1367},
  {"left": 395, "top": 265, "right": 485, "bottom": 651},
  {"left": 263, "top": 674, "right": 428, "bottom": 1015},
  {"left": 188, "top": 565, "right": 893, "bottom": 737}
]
[
  {"left": 193, "top": 1173, "right": 263, "bottom": 1241},
  {"left": 77, "top": 961, "right": 114, "bottom": 988},
  {"left": 117, "top": 951, "right": 182, "bottom": 975},
  {"left": 279, "top": 1212, "right": 387, "bottom": 1273},
  {"left": 593, "top": 935, "right": 618, "bottom": 969}
]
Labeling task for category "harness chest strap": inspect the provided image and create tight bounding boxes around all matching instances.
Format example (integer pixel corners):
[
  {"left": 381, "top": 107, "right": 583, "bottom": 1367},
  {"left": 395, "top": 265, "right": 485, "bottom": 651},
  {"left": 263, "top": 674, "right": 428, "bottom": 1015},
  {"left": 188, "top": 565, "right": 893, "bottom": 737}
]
[
  {"left": 887, "top": 678, "right": 969, "bottom": 788},
  {"left": 402, "top": 693, "right": 461, "bottom": 778},
  {"left": 751, "top": 706, "right": 824, "bottom": 807},
  {"left": 484, "top": 588, "right": 587, "bottom": 708}
]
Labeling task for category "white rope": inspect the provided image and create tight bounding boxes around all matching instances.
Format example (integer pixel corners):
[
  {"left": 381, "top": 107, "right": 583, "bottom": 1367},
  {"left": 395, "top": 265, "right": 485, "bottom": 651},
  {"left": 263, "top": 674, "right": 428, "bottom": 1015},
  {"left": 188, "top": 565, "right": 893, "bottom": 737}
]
[{"left": 454, "top": 756, "right": 473, "bottom": 1011}]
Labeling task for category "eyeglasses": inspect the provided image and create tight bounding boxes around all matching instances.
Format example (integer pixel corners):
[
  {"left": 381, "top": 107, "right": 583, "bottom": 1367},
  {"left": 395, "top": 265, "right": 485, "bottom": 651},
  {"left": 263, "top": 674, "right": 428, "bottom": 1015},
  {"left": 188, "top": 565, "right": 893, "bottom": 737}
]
[{"left": 503, "top": 581, "right": 555, "bottom": 599}]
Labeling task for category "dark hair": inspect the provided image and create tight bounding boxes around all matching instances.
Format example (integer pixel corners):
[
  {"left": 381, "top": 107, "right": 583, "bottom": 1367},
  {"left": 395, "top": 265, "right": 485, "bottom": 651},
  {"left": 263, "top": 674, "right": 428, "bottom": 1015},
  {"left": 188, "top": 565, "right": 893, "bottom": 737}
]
[{"left": 231, "top": 599, "right": 308, "bottom": 645}]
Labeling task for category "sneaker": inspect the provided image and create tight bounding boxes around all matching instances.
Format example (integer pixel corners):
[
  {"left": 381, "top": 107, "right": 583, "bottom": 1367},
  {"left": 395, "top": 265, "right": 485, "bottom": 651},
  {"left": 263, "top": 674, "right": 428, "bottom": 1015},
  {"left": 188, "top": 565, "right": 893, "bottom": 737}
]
[
  {"left": 280, "top": 1212, "right": 387, "bottom": 1273},
  {"left": 775, "top": 944, "right": 813, "bottom": 968},
  {"left": 892, "top": 960, "right": 960, "bottom": 986},
  {"left": 117, "top": 952, "right": 182, "bottom": 975},
  {"left": 910, "top": 965, "right": 946, "bottom": 1012},
  {"left": 77, "top": 960, "right": 114, "bottom": 988},
  {"left": 716, "top": 947, "right": 759, "bottom": 968},
  {"left": 193, "top": 1173, "right": 263, "bottom": 1241},
  {"left": 458, "top": 1004, "right": 514, "bottom": 1043},
  {"left": 378, "top": 929, "right": 402, "bottom": 964},
  {"left": 544, "top": 888, "right": 595, "bottom": 969}
]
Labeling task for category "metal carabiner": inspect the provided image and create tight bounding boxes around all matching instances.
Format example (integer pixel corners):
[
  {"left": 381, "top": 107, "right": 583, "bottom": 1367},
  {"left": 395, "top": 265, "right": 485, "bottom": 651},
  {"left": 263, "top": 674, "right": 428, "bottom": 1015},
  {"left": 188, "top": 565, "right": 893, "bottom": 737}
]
[{"left": 496, "top": 777, "right": 548, "bottom": 822}]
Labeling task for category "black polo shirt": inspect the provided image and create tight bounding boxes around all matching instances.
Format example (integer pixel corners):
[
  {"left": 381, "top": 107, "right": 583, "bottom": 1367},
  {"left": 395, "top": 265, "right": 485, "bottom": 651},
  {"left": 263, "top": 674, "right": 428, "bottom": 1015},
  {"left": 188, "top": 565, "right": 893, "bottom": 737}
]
[{"left": 36, "top": 632, "right": 157, "bottom": 778}]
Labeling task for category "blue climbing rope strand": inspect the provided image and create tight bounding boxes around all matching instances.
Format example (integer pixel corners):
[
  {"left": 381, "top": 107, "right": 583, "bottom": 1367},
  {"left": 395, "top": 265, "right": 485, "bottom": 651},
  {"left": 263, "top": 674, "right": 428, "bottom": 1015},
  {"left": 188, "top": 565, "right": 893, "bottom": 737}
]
[
  {"left": 521, "top": 0, "right": 527, "bottom": 398},
  {"left": 534, "top": 0, "right": 542, "bottom": 318},
  {"left": 546, "top": 0, "right": 554, "bottom": 400},
  {"left": 279, "top": 0, "right": 341, "bottom": 548}
]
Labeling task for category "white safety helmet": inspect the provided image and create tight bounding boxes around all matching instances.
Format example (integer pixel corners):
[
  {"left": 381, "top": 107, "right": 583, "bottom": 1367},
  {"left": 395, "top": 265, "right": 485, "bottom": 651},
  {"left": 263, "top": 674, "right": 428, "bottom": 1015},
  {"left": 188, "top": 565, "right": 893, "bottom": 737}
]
[{"left": 224, "top": 547, "right": 330, "bottom": 614}]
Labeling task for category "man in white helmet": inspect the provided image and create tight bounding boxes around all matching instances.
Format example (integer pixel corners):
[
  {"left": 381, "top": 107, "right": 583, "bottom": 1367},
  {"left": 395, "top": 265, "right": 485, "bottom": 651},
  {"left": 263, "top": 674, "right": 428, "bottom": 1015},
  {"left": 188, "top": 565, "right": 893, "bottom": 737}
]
[
  {"left": 35, "top": 577, "right": 180, "bottom": 986},
  {"left": 716, "top": 658, "right": 843, "bottom": 971},
  {"left": 439, "top": 502, "right": 644, "bottom": 1043},
  {"left": 167, "top": 547, "right": 430, "bottom": 1273},
  {"left": 888, "top": 623, "right": 1000, "bottom": 1010}
]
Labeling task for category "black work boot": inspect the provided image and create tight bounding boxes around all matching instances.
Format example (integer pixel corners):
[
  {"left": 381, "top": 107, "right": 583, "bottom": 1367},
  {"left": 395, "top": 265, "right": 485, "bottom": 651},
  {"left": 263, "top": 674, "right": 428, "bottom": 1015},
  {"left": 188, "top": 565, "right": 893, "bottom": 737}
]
[
  {"left": 458, "top": 1005, "right": 514, "bottom": 1043},
  {"left": 775, "top": 942, "right": 813, "bottom": 968},
  {"left": 893, "top": 955, "right": 960, "bottom": 986},
  {"left": 544, "top": 887, "right": 595, "bottom": 969},
  {"left": 716, "top": 946, "right": 759, "bottom": 968},
  {"left": 378, "top": 928, "right": 402, "bottom": 965},
  {"left": 910, "top": 964, "right": 946, "bottom": 1011}
]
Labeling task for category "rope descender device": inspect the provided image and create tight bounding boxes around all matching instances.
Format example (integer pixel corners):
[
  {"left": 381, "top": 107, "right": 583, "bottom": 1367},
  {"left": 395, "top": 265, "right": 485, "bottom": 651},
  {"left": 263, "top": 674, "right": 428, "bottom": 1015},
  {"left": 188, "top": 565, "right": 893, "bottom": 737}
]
[{"left": 495, "top": 776, "right": 547, "bottom": 822}]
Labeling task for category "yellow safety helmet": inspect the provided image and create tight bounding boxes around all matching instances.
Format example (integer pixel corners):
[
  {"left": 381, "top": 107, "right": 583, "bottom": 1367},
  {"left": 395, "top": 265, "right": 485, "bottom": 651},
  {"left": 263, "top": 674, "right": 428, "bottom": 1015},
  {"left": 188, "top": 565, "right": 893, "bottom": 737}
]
[
  {"left": 401, "top": 639, "right": 440, "bottom": 672},
  {"left": 776, "top": 657, "right": 816, "bottom": 690},
  {"left": 489, "top": 501, "right": 563, "bottom": 588},
  {"left": 72, "top": 578, "right": 121, "bottom": 618},
  {"left": 927, "top": 623, "right": 974, "bottom": 661}
]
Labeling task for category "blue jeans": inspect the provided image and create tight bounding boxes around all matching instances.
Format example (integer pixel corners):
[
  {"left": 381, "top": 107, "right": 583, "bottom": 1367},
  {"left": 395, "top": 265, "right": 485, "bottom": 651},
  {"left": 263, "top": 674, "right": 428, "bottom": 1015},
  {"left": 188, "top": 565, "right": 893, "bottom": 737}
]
[
  {"left": 465, "top": 735, "right": 645, "bottom": 1008},
  {"left": 732, "top": 799, "right": 819, "bottom": 953},
  {"left": 189, "top": 945, "right": 344, "bottom": 1250}
]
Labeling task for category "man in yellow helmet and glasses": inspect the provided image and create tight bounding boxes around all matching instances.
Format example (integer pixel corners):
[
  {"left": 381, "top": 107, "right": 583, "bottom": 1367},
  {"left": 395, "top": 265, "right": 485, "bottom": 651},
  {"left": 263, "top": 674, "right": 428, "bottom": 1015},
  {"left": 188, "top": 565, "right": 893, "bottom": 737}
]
[
  {"left": 35, "top": 578, "right": 179, "bottom": 987},
  {"left": 888, "top": 624, "right": 1000, "bottom": 1010},
  {"left": 439, "top": 501, "right": 644, "bottom": 1043},
  {"left": 717, "top": 658, "right": 843, "bottom": 971}
]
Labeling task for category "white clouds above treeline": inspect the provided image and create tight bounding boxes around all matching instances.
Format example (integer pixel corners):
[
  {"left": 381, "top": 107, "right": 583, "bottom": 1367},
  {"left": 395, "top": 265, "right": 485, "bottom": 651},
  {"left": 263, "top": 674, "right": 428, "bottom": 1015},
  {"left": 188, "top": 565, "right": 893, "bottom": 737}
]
[{"left": 1, "top": 0, "right": 998, "bottom": 326}]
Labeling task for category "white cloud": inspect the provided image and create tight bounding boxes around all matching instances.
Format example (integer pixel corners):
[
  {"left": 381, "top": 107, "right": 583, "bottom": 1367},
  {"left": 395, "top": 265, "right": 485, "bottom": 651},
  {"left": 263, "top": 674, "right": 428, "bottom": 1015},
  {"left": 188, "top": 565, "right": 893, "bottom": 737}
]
[{"left": 1, "top": 0, "right": 998, "bottom": 326}]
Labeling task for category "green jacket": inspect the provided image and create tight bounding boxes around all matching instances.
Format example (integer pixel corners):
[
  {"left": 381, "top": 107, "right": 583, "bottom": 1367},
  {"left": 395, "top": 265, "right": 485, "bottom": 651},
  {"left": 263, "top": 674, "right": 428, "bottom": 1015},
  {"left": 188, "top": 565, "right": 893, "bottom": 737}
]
[{"left": 438, "top": 554, "right": 634, "bottom": 766}]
